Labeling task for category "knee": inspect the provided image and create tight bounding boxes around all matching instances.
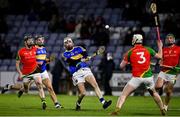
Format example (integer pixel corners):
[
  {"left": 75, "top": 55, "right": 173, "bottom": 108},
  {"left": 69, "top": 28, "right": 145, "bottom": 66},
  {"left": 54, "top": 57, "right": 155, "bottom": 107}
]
[
  {"left": 155, "top": 84, "right": 163, "bottom": 89},
  {"left": 36, "top": 81, "right": 40, "bottom": 85},
  {"left": 155, "top": 80, "right": 164, "bottom": 88},
  {"left": 79, "top": 91, "right": 86, "bottom": 97},
  {"left": 165, "top": 88, "right": 173, "bottom": 96},
  {"left": 47, "top": 86, "right": 53, "bottom": 92},
  {"left": 36, "top": 82, "right": 43, "bottom": 89},
  {"left": 166, "top": 92, "right": 172, "bottom": 97},
  {"left": 81, "top": 91, "right": 86, "bottom": 96}
]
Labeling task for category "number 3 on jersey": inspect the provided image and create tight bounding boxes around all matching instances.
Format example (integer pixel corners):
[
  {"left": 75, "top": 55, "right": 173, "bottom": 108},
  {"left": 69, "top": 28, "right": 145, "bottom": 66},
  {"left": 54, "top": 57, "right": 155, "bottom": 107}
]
[{"left": 136, "top": 52, "right": 146, "bottom": 64}]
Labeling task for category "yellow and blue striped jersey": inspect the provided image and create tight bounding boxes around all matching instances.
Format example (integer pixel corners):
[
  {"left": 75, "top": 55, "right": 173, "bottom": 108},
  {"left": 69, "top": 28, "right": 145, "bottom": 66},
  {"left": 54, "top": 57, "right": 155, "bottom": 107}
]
[
  {"left": 36, "top": 47, "right": 47, "bottom": 72},
  {"left": 62, "top": 46, "right": 88, "bottom": 74}
]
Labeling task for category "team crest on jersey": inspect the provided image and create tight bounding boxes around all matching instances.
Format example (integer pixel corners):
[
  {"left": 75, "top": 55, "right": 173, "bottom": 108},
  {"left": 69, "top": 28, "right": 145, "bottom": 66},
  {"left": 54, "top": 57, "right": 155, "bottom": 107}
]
[
  {"left": 169, "top": 50, "right": 172, "bottom": 54},
  {"left": 75, "top": 51, "right": 79, "bottom": 54},
  {"left": 71, "top": 52, "right": 75, "bottom": 56},
  {"left": 24, "top": 52, "right": 28, "bottom": 55}
]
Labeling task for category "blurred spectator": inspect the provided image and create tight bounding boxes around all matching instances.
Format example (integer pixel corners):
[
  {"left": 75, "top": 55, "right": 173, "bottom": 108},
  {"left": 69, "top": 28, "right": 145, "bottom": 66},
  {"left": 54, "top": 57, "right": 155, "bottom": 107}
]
[
  {"left": 99, "top": 52, "right": 115, "bottom": 95},
  {"left": 107, "top": 0, "right": 123, "bottom": 8},
  {"left": 48, "top": 14, "right": 66, "bottom": 33},
  {"left": 8, "top": 0, "right": 31, "bottom": 14},
  {"left": 31, "top": 0, "right": 41, "bottom": 12},
  {"left": 80, "top": 20, "right": 91, "bottom": 39},
  {"left": 74, "top": 19, "right": 82, "bottom": 38},
  {"left": 0, "top": 36, "right": 12, "bottom": 59},
  {"left": 163, "top": 14, "right": 178, "bottom": 36},
  {"left": 66, "top": 16, "right": 76, "bottom": 33},
  {"left": 28, "top": 9, "right": 38, "bottom": 21},
  {"left": 0, "top": 16, "right": 8, "bottom": 33},
  {"left": 79, "top": 14, "right": 95, "bottom": 39},
  {"left": 91, "top": 16, "right": 110, "bottom": 46},
  {"left": 95, "top": 16, "right": 105, "bottom": 29},
  {"left": 92, "top": 27, "right": 110, "bottom": 46},
  {"left": 122, "top": 1, "right": 133, "bottom": 20},
  {"left": 176, "top": 39, "right": 180, "bottom": 46},
  {"left": 48, "top": 14, "right": 60, "bottom": 32},
  {"left": 122, "top": 1, "right": 141, "bottom": 20},
  {"left": 133, "top": 26, "right": 145, "bottom": 38},
  {"left": 38, "top": 0, "right": 59, "bottom": 21},
  {"left": 0, "top": 0, "right": 9, "bottom": 16},
  {"left": 124, "top": 27, "right": 133, "bottom": 46},
  {"left": 51, "top": 58, "right": 64, "bottom": 94},
  {"left": 58, "top": 15, "right": 66, "bottom": 33}
]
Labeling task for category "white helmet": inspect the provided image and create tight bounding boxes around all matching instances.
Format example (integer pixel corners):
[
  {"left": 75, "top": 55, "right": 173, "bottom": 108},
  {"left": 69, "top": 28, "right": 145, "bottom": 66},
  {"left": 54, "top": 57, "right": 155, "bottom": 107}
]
[
  {"left": 63, "top": 37, "right": 74, "bottom": 50},
  {"left": 64, "top": 37, "right": 73, "bottom": 43},
  {"left": 132, "top": 34, "right": 143, "bottom": 45}
]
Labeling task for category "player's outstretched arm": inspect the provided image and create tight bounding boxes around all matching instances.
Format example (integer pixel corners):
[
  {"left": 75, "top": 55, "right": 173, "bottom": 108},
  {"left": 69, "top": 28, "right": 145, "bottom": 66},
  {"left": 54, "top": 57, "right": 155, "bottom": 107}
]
[
  {"left": 155, "top": 40, "right": 163, "bottom": 59},
  {"left": 120, "top": 60, "right": 128, "bottom": 69},
  {"left": 46, "top": 54, "right": 56, "bottom": 63},
  {"left": 16, "top": 60, "right": 23, "bottom": 79}
]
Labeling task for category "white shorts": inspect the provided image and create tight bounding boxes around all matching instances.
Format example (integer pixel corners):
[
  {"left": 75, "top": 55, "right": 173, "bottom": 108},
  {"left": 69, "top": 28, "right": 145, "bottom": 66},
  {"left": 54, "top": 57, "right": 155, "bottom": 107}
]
[
  {"left": 22, "top": 73, "right": 41, "bottom": 82},
  {"left": 40, "top": 70, "right": 50, "bottom": 80},
  {"left": 158, "top": 71, "right": 176, "bottom": 84},
  {"left": 128, "top": 76, "right": 155, "bottom": 89},
  {"left": 72, "top": 67, "right": 94, "bottom": 86}
]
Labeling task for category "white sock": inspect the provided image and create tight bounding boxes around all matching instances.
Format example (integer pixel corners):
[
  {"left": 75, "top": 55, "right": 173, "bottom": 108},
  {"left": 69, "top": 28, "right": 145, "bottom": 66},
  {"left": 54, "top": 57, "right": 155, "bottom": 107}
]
[
  {"left": 76, "top": 102, "right": 81, "bottom": 106},
  {"left": 164, "top": 105, "right": 168, "bottom": 111},
  {"left": 102, "top": 100, "right": 105, "bottom": 104},
  {"left": 7, "top": 84, "right": 11, "bottom": 89}
]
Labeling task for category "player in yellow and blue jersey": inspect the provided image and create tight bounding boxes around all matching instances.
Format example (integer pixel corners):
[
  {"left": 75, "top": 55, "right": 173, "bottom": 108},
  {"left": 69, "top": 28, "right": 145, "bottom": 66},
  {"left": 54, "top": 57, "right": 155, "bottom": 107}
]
[
  {"left": 34, "top": 35, "right": 63, "bottom": 108},
  {"left": 62, "top": 37, "right": 112, "bottom": 111}
]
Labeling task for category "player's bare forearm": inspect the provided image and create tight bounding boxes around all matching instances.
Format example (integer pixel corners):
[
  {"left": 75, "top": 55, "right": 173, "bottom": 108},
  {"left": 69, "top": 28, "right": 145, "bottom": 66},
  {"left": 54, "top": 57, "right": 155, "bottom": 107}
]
[
  {"left": 16, "top": 61, "right": 21, "bottom": 74},
  {"left": 120, "top": 60, "right": 127, "bottom": 69},
  {"left": 45, "top": 55, "right": 55, "bottom": 63},
  {"left": 81, "top": 56, "right": 92, "bottom": 62},
  {"left": 156, "top": 40, "right": 163, "bottom": 59},
  {"left": 45, "top": 58, "right": 50, "bottom": 64}
]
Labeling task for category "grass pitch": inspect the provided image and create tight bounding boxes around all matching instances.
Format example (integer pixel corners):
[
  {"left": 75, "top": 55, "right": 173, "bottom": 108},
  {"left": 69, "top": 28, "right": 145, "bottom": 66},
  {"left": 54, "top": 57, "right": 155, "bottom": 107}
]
[{"left": 0, "top": 94, "right": 180, "bottom": 116}]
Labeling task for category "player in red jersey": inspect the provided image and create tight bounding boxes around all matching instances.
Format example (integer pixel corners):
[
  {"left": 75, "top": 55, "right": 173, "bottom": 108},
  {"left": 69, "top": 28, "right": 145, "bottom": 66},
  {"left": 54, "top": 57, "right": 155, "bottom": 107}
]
[
  {"left": 155, "top": 34, "right": 180, "bottom": 111},
  {"left": 110, "top": 34, "right": 166, "bottom": 116},
  {"left": 1, "top": 35, "right": 47, "bottom": 110},
  {"left": 17, "top": 35, "right": 63, "bottom": 109},
  {"left": 16, "top": 35, "right": 47, "bottom": 109}
]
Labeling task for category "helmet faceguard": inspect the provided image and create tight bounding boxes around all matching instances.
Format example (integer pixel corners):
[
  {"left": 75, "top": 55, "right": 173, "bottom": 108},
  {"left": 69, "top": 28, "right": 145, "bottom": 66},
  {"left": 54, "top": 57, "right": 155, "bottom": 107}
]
[
  {"left": 165, "top": 33, "right": 175, "bottom": 46},
  {"left": 132, "top": 34, "right": 143, "bottom": 45},
  {"left": 34, "top": 35, "right": 45, "bottom": 46},
  {"left": 64, "top": 37, "right": 74, "bottom": 50},
  {"left": 24, "top": 35, "right": 34, "bottom": 47}
]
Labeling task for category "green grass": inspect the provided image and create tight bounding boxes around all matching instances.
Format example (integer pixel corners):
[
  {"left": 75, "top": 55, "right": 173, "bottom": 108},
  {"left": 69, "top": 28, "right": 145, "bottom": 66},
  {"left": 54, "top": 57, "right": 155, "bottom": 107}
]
[{"left": 0, "top": 94, "right": 180, "bottom": 116}]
